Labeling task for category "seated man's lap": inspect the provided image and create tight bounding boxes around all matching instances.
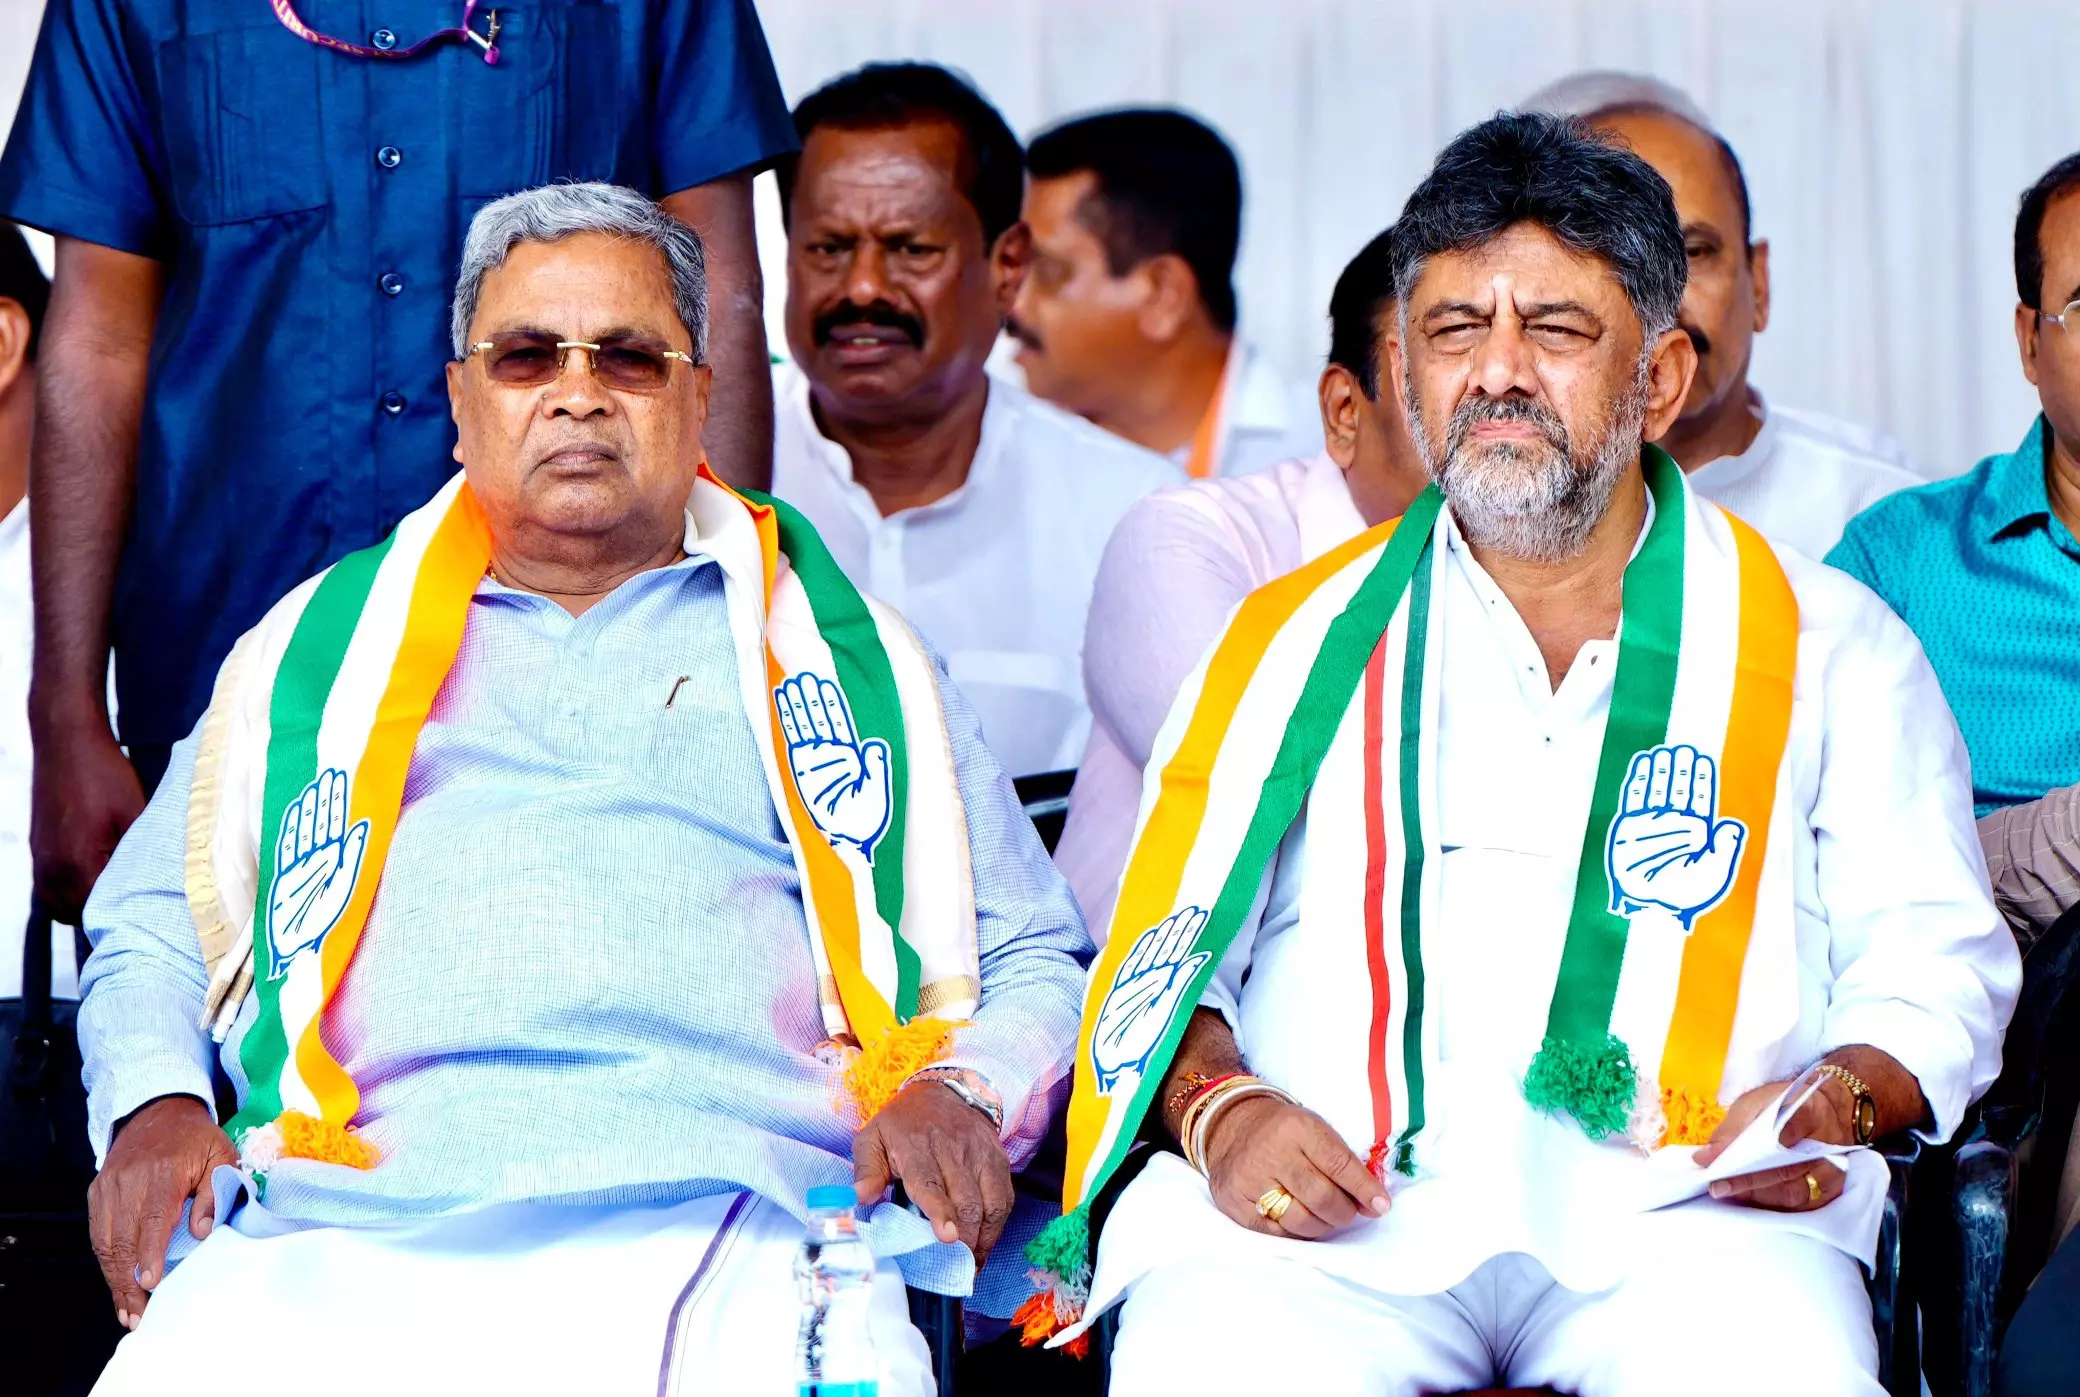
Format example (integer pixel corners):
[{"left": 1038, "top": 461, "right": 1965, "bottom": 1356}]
[
  {"left": 1111, "top": 1251, "right": 1497, "bottom": 1396},
  {"left": 94, "top": 1192, "right": 932, "bottom": 1397},
  {"left": 1516, "top": 1222, "right": 1882, "bottom": 1397},
  {"left": 1111, "top": 1225, "right": 1881, "bottom": 1397}
]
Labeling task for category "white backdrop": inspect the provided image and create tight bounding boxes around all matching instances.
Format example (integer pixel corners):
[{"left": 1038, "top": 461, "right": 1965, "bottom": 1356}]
[
  {"left": 753, "top": 0, "right": 2080, "bottom": 477},
  {"left": 2, "top": 1, "right": 2076, "bottom": 472}
]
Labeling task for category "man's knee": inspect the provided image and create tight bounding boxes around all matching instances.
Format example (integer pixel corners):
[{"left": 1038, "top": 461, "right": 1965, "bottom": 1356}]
[
  {"left": 1108, "top": 1254, "right": 1465, "bottom": 1397},
  {"left": 1581, "top": 1235, "right": 1882, "bottom": 1397}
]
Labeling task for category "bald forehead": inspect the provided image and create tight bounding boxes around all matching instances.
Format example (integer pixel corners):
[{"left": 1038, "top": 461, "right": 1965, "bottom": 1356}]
[{"left": 1591, "top": 106, "right": 1750, "bottom": 243}]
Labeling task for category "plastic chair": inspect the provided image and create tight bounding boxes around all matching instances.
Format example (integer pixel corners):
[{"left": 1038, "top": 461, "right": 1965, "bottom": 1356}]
[
  {"left": 904, "top": 772, "right": 1083, "bottom": 1396},
  {"left": 1912, "top": 903, "right": 2080, "bottom": 1397},
  {"left": 1011, "top": 770, "right": 1075, "bottom": 856}
]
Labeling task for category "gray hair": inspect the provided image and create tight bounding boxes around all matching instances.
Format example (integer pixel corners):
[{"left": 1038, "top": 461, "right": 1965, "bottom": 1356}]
[
  {"left": 450, "top": 182, "right": 707, "bottom": 360},
  {"left": 1521, "top": 70, "right": 1716, "bottom": 132},
  {"left": 1522, "top": 70, "right": 1755, "bottom": 245}
]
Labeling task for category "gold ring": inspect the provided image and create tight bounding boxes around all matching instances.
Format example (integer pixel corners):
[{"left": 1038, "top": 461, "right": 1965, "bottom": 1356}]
[
  {"left": 1256, "top": 1185, "right": 1295, "bottom": 1223},
  {"left": 1805, "top": 1172, "right": 1822, "bottom": 1205}
]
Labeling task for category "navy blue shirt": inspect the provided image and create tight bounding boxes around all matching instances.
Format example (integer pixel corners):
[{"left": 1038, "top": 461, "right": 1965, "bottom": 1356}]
[{"left": 0, "top": 0, "right": 796, "bottom": 746}]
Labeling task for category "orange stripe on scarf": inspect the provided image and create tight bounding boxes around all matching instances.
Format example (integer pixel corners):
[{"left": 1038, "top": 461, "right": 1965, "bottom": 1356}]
[
  {"left": 296, "top": 488, "right": 494, "bottom": 1125},
  {"left": 699, "top": 463, "right": 894, "bottom": 1057},
  {"left": 1062, "top": 518, "right": 1399, "bottom": 1208},
  {"left": 1654, "top": 513, "right": 1798, "bottom": 1143}
]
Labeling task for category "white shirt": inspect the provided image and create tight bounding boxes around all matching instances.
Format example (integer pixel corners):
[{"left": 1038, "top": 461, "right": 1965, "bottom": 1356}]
[
  {"left": 1178, "top": 339, "right": 1323, "bottom": 481},
  {"left": 771, "top": 362, "right": 1182, "bottom": 779},
  {"left": 0, "top": 499, "right": 76, "bottom": 999},
  {"left": 987, "top": 334, "right": 1323, "bottom": 481},
  {"left": 1688, "top": 393, "right": 1921, "bottom": 558},
  {"left": 1088, "top": 503, "right": 2018, "bottom": 1312}
]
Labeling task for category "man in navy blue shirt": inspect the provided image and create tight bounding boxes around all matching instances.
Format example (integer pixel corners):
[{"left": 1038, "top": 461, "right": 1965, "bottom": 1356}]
[{"left": 0, "top": 0, "right": 797, "bottom": 925}]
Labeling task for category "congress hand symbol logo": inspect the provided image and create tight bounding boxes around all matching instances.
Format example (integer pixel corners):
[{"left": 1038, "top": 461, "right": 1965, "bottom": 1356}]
[
  {"left": 1605, "top": 744, "right": 1746, "bottom": 930},
  {"left": 776, "top": 674, "right": 893, "bottom": 862},
  {"left": 266, "top": 769, "right": 370, "bottom": 979},
  {"left": 1091, "top": 907, "right": 1212, "bottom": 1094}
]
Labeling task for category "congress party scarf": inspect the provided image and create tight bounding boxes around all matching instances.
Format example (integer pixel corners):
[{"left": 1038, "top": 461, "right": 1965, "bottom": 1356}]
[
  {"left": 181, "top": 466, "right": 977, "bottom": 1182},
  {"left": 1018, "top": 447, "right": 1798, "bottom": 1348}
]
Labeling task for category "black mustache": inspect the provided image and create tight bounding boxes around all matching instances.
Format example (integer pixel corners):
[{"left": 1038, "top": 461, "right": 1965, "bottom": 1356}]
[
  {"left": 1684, "top": 324, "right": 1713, "bottom": 357},
  {"left": 1004, "top": 314, "right": 1043, "bottom": 352},
  {"left": 813, "top": 301, "right": 925, "bottom": 349}
]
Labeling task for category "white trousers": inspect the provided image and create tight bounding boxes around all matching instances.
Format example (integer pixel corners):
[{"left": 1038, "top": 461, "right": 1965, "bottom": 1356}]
[
  {"left": 1111, "top": 1231, "right": 1883, "bottom": 1397},
  {"left": 93, "top": 1192, "right": 934, "bottom": 1397}
]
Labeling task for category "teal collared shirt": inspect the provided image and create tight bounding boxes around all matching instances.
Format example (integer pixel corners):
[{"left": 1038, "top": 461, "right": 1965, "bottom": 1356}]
[{"left": 1829, "top": 416, "right": 2080, "bottom": 814}]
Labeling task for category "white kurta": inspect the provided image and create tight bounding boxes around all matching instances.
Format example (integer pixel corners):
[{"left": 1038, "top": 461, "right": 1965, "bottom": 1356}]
[
  {"left": 771, "top": 363, "right": 1181, "bottom": 779},
  {"left": 1185, "top": 339, "right": 1325, "bottom": 481},
  {"left": 1688, "top": 394, "right": 1921, "bottom": 559},
  {"left": 1090, "top": 507, "right": 2018, "bottom": 1387},
  {"left": 0, "top": 500, "right": 31, "bottom": 994}
]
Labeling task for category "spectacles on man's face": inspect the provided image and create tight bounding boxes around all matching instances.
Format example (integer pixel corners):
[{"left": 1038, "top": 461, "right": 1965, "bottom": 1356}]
[
  {"left": 465, "top": 333, "right": 698, "bottom": 392},
  {"left": 2040, "top": 300, "right": 2080, "bottom": 335}
]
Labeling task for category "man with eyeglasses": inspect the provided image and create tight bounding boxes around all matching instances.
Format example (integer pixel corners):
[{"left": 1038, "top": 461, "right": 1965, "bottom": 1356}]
[
  {"left": 1830, "top": 152, "right": 2080, "bottom": 816},
  {"left": 0, "top": 0, "right": 797, "bottom": 942},
  {"left": 70, "top": 182, "right": 1087, "bottom": 1393}
]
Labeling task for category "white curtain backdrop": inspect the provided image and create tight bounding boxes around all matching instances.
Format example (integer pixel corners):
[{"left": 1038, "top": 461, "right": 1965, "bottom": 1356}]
[
  {"left": 3, "top": 1, "right": 2076, "bottom": 472},
  {"left": 752, "top": 0, "right": 2080, "bottom": 479}
]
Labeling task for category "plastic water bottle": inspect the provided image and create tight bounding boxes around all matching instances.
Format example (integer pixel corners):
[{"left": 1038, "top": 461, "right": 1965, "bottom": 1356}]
[{"left": 794, "top": 1184, "right": 879, "bottom": 1397}]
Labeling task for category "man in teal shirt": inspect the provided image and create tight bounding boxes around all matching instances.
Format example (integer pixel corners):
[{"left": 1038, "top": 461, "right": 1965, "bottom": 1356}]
[{"left": 1830, "top": 151, "right": 2080, "bottom": 815}]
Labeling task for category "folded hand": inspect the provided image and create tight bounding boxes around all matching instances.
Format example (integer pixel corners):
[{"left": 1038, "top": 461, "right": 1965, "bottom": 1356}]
[
  {"left": 1694, "top": 1076, "right": 1854, "bottom": 1211},
  {"left": 1200, "top": 1095, "right": 1391, "bottom": 1240},
  {"left": 852, "top": 1080, "right": 1014, "bottom": 1266}
]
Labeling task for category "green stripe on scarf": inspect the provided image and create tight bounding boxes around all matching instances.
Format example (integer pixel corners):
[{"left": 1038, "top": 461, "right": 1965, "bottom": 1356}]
[
  {"left": 1076, "top": 488, "right": 1445, "bottom": 1209},
  {"left": 1391, "top": 545, "right": 1435, "bottom": 1170},
  {"left": 748, "top": 490, "right": 921, "bottom": 1021},
  {"left": 1527, "top": 447, "right": 1687, "bottom": 1137},
  {"left": 230, "top": 536, "right": 395, "bottom": 1136}
]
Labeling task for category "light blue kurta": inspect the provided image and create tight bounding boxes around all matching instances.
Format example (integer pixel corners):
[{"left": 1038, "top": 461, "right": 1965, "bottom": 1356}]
[{"left": 79, "top": 550, "right": 1092, "bottom": 1307}]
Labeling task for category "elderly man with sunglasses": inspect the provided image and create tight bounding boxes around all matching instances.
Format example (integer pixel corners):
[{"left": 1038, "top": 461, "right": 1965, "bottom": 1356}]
[{"left": 71, "top": 183, "right": 1089, "bottom": 1396}]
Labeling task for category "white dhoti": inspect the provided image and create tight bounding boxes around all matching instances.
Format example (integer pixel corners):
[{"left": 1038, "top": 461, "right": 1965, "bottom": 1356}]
[
  {"left": 1109, "top": 1162, "right": 1882, "bottom": 1397},
  {"left": 95, "top": 1190, "right": 934, "bottom": 1397},
  {"left": 1113, "top": 1230, "right": 1880, "bottom": 1397}
]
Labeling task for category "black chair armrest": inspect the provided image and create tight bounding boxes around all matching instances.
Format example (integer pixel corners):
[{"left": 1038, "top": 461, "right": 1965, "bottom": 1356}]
[
  {"left": 1013, "top": 769, "right": 1077, "bottom": 856},
  {"left": 1953, "top": 1137, "right": 2016, "bottom": 1397},
  {"left": 1870, "top": 1134, "right": 1920, "bottom": 1397},
  {"left": 891, "top": 1182, "right": 961, "bottom": 1397}
]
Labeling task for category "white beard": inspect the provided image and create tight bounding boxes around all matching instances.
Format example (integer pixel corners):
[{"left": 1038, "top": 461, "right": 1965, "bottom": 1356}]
[{"left": 1409, "top": 363, "right": 1650, "bottom": 564}]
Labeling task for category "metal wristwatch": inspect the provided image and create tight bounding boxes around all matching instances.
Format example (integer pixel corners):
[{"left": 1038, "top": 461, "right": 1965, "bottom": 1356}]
[
  {"left": 1815, "top": 1062, "right": 1878, "bottom": 1145},
  {"left": 909, "top": 1067, "right": 1005, "bottom": 1133}
]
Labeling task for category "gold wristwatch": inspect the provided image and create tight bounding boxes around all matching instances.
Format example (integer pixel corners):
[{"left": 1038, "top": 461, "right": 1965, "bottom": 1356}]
[{"left": 1815, "top": 1063, "right": 1877, "bottom": 1145}]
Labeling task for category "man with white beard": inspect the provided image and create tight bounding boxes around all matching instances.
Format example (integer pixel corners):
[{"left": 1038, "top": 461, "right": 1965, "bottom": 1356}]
[{"left": 1009, "top": 113, "right": 2018, "bottom": 1396}]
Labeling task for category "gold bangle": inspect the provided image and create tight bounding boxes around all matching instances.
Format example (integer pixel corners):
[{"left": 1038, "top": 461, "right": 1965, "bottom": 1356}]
[
  {"left": 1189, "top": 1081, "right": 1297, "bottom": 1176},
  {"left": 1179, "top": 1074, "right": 1258, "bottom": 1169}
]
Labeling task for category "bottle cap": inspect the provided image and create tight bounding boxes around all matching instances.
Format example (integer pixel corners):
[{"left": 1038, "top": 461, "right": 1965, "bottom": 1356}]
[{"left": 806, "top": 1185, "right": 859, "bottom": 1211}]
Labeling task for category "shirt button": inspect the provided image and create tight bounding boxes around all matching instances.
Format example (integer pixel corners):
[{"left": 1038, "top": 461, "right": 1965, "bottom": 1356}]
[
  {"left": 375, "top": 145, "right": 403, "bottom": 170},
  {"left": 380, "top": 391, "right": 407, "bottom": 416},
  {"left": 370, "top": 27, "right": 398, "bottom": 50},
  {"left": 378, "top": 272, "right": 405, "bottom": 297}
]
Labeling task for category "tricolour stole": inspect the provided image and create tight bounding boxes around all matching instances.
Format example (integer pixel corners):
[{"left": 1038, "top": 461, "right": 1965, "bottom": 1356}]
[
  {"left": 181, "top": 466, "right": 977, "bottom": 1182},
  {"left": 1019, "top": 446, "right": 1798, "bottom": 1347}
]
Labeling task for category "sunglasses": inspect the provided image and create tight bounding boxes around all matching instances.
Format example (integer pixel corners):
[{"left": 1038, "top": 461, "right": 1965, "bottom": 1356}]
[{"left": 465, "top": 334, "right": 698, "bottom": 392}]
